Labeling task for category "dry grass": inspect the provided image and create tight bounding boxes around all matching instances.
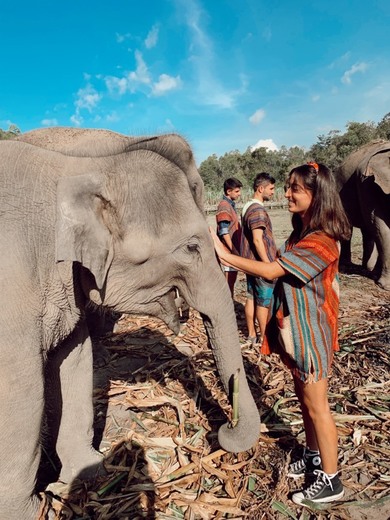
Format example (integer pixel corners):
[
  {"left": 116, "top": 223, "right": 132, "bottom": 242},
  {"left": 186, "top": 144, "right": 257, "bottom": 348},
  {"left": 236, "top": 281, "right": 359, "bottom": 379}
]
[{"left": 41, "top": 272, "right": 390, "bottom": 520}]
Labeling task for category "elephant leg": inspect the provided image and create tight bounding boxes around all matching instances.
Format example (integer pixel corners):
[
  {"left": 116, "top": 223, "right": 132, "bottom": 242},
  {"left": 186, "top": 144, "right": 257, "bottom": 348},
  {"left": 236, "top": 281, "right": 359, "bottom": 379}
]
[
  {"left": 0, "top": 347, "right": 44, "bottom": 519},
  {"left": 45, "top": 322, "right": 104, "bottom": 483},
  {"left": 374, "top": 217, "right": 390, "bottom": 291},
  {"left": 361, "top": 228, "right": 377, "bottom": 271},
  {"left": 340, "top": 238, "right": 352, "bottom": 266}
]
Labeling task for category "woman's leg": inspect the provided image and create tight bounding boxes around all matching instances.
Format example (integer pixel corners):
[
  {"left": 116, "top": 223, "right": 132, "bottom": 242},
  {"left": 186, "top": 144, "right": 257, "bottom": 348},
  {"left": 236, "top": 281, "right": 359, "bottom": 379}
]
[{"left": 293, "top": 375, "right": 338, "bottom": 474}]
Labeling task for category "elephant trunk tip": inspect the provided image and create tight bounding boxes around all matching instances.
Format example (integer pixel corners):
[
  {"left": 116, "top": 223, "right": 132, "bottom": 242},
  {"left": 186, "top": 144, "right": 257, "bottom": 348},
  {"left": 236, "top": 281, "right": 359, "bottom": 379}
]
[{"left": 217, "top": 415, "right": 261, "bottom": 453}]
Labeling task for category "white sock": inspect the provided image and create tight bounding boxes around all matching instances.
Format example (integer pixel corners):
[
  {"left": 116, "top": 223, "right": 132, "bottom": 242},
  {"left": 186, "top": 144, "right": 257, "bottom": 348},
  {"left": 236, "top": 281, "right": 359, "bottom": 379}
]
[{"left": 306, "top": 448, "right": 320, "bottom": 456}]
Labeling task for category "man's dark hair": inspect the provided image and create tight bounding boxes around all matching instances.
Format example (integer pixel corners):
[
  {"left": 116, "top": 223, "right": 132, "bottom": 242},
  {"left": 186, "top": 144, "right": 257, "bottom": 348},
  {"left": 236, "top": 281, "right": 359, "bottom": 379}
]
[
  {"left": 253, "top": 172, "right": 275, "bottom": 191},
  {"left": 223, "top": 177, "right": 243, "bottom": 194}
]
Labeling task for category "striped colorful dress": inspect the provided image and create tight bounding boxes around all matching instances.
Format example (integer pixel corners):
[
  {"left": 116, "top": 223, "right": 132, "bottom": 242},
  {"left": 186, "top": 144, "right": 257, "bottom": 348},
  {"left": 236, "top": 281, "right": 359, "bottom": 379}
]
[{"left": 262, "top": 230, "right": 341, "bottom": 383}]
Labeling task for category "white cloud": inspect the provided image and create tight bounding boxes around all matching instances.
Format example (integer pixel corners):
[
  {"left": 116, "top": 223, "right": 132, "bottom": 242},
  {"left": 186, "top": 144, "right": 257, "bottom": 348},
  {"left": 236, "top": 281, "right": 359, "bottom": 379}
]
[
  {"left": 145, "top": 25, "right": 159, "bottom": 49},
  {"left": 180, "top": 0, "right": 245, "bottom": 109},
  {"left": 365, "top": 81, "right": 390, "bottom": 101},
  {"left": 249, "top": 109, "right": 266, "bottom": 125},
  {"left": 41, "top": 118, "right": 58, "bottom": 126},
  {"left": 104, "top": 50, "right": 151, "bottom": 96},
  {"left": 70, "top": 113, "right": 83, "bottom": 126},
  {"left": 103, "top": 50, "right": 181, "bottom": 98},
  {"left": 116, "top": 32, "right": 132, "bottom": 43},
  {"left": 71, "top": 83, "right": 101, "bottom": 126},
  {"left": 106, "top": 112, "right": 120, "bottom": 122},
  {"left": 312, "top": 95, "right": 320, "bottom": 102},
  {"left": 341, "top": 62, "right": 368, "bottom": 84},
  {"left": 152, "top": 74, "right": 182, "bottom": 96},
  {"left": 74, "top": 84, "right": 101, "bottom": 112},
  {"left": 329, "top": 52, "right": 351, "bottom": 69},
  {"left": 251, "top": 138, "right": 278, "bottom": 152},
  {"left": 105, "top": 76, "right": 128, "bottom": 95},
  {"left": 204, "top": 92, "right": 235, "bottom": 109},
  {"left": 128, "top": 50, "right": 151, "bottom": 85}
]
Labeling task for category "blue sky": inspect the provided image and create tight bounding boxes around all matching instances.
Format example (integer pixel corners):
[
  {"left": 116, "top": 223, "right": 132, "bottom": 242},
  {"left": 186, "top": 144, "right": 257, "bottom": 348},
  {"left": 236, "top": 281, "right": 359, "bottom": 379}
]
[{"left": 1, "top": 0, "right": 389, "bottom": 164}]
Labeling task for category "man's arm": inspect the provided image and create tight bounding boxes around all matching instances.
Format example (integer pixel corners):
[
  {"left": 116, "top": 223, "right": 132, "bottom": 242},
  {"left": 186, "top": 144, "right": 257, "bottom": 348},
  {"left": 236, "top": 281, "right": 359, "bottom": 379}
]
[
  {"left": 217, "top": 220, "right": 234, "bottom": 251},
  {"left": 252, "top": 228, "right": 270, "bottom": 262}
]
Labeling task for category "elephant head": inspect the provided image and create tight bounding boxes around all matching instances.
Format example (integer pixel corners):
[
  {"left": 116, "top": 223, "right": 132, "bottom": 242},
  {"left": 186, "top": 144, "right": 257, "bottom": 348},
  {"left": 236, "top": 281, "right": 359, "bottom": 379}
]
[
  {"left": 53, "top": 142, "right": 260, "bottom": 453},
  {"left": 16, "top": 127, "right": 204, "bottom": 212}
]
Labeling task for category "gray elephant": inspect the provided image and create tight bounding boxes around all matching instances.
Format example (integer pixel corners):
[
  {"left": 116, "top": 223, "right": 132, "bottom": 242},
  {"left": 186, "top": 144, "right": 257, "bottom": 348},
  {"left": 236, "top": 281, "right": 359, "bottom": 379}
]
[
  {"left": 0, "top": 128, "right": 260, "bottom": 519},
  {"left": 335, "top": 140, "right": 390, "bottom": 290}
]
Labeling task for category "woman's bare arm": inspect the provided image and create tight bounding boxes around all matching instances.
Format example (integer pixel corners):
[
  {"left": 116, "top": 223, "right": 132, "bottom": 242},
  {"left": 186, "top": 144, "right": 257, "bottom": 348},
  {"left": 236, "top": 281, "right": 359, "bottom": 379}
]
[{"left": 210, "top": 227, "right": 286, "bottom": 280}]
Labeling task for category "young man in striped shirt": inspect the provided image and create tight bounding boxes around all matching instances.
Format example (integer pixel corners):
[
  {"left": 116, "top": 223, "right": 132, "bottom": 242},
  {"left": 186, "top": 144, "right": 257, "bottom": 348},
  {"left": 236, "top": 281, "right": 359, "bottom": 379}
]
[
  {"left": 215, "top": 177, "right": 243, "bottom": 297},
  {"left": 241, "top": 172, "right": 277, "bottom": 345}
]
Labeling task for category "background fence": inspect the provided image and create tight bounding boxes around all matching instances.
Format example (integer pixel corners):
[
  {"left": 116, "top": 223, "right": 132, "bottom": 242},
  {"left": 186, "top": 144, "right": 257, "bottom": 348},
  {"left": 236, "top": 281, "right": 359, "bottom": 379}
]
[{"left": 204, "top": 186, "right": 287, "bottom": 214}]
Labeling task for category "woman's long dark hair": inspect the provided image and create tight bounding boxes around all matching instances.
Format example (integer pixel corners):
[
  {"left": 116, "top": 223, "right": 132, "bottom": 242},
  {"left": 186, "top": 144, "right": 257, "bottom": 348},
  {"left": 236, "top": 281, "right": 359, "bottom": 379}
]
[{"left": 288, "top": 163, "right": 351, "bottom": 243}]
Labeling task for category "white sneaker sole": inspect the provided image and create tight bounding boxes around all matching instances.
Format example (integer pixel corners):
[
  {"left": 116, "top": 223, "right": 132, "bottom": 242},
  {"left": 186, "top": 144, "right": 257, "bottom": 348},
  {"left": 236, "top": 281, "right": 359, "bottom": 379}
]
[
  {"left": 287, "top": 472, "right": 305, "bottom": 479},
  {"left": 292, "top": 489, "right": 344, "bottom": 505}
]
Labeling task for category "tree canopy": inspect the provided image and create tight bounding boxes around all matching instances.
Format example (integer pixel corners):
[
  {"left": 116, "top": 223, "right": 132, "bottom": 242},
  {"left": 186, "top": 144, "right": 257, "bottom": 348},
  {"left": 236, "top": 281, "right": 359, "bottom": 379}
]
[
  {"left": 0, "top": 124, "right": 21, "bottom": 140},
  {"left": 199, "top": 113, "right": 390, "bottom": 190}
]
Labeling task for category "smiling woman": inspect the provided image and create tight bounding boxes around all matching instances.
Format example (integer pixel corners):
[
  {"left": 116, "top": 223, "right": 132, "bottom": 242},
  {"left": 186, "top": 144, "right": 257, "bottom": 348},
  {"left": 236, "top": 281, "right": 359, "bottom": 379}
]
[
  {"left": 284, "top": 175, "right": 313, "bottom": 219},
  {"left": 212, "top": 161, "right": 352, "bottom": 506}
]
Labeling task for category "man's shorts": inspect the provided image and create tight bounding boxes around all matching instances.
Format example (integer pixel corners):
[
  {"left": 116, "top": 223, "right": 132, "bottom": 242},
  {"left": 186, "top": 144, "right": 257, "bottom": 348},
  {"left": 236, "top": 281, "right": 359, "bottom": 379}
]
[{"left": 246, "top": 275, "right": 274, "bottom": 307}]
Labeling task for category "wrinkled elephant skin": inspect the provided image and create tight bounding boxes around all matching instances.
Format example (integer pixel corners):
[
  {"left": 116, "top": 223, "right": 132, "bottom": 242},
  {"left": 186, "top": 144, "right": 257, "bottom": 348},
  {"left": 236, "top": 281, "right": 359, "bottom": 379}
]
[
  {"left": 0, "top": 128, "right": 260, "bottom": 519},
  {"left": 336, "top": 140, "right": 390, "bottom": 290}
]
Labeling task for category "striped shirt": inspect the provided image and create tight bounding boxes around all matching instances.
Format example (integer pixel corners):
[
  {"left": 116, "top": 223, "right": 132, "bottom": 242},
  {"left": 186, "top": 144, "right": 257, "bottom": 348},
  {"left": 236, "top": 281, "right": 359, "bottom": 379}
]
[
  {"left": 262, "top": 230, "right": 340, "bottom": 383},
  {"left": 240, "top": 200, "right": 277, "bottom": 262},
  {"left": 216, "top": 196, "right": 241, "bottom": 253}
]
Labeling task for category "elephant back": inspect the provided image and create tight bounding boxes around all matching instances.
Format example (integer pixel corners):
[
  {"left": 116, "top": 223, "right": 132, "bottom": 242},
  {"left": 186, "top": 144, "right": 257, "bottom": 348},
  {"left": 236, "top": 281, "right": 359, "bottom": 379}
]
[
  {"left": 15, "top": 127, "right": 130, "bottom": 156},
  {"left": 356, "top": 141, "right": 390, "bottom": 195},
  {"left": 337, "top": 140, "right": 390, "bottom": 187}
]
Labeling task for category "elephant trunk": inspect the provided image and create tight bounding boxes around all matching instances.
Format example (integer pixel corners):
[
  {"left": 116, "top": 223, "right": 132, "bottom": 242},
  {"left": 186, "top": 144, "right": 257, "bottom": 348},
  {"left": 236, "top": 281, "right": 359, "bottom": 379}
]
[
  {"left": 201, "top": 308, "right": 261, "bottom": 453},
  {"left": 192, "top": 268, "right": 260, "bottom": 453}
]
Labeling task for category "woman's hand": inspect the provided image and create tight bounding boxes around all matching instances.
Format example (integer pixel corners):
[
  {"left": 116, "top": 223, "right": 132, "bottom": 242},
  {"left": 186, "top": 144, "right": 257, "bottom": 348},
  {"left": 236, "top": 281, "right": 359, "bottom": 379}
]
[{"left": 209, "top": 227, "right": 230, "bottom": 265}]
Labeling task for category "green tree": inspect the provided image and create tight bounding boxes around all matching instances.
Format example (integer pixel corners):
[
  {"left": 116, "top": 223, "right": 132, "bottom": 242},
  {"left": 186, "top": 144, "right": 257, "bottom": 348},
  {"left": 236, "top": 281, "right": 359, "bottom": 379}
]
[
  {"left": 199, "top": 112, "right": 390, "bottom": 190},
  {"left": 198, "top": 154, "right": 224, "bottom": 190},
  {"left": 309, "top": 121, "right": 378, "bottom": 170},
  {"left": 376, "top": 112, "right": 390, "bottom": 140},
  {"left": 0, "top": 124, "right": 21, "bottom": 140},
  {"left": 218, "top": 150, "right": 245, "bottom": 182},
  {"left": 337, "top": 121, "right": 377, "bottom": 160}
]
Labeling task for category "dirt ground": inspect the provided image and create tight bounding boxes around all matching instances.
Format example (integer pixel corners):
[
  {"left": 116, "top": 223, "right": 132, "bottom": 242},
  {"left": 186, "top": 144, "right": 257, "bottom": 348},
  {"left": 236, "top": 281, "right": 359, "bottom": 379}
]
[{"left": 46, "top": 209, "right": 390, "bottom": 519}]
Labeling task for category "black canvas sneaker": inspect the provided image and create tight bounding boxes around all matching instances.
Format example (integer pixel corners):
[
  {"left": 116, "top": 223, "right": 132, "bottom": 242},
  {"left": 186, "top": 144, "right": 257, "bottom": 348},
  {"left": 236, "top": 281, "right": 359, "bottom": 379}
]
[
  {"left": 287, "top": 448, "right": 322, "bottom": 478},
  {"left": 292, "top": 470, "right": 344, "bottom": 505}
]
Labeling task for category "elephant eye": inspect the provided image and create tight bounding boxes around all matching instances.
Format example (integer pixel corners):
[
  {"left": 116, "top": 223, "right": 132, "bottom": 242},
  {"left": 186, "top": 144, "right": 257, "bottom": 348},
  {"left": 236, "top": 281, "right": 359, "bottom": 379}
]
[{"left": 187, "top": 243, "right": 199, "bottom": 253}]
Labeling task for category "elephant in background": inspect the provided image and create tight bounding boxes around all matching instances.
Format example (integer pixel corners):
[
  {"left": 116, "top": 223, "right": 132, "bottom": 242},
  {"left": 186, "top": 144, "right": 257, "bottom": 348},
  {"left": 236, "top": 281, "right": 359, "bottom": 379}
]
[
  {"left": 335, "top": 140, "right": 390, "bottom": 291},
  {"left": 0, "top": 128, "right": 260, "bottom": 519}
]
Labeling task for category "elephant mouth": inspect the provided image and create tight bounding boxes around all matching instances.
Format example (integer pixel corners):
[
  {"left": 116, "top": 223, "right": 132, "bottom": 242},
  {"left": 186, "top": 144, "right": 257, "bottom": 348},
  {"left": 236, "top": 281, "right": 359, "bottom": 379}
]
[
  {"left": 145, "top": 287, "right": 188, "bottom": 335},
  {"left": 173, "top": 288, "right": 190, "bottom": 322}
]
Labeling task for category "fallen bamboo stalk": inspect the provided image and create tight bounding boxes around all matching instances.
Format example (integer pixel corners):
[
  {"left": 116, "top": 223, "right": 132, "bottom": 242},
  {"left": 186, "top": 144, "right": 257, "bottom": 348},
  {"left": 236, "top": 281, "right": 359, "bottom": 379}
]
[
  {"left": 231, "top": 369, "right": 240, "bottom": 427},
  {"left": 164, "top": 449, "right": 226, "bottom": 481}
]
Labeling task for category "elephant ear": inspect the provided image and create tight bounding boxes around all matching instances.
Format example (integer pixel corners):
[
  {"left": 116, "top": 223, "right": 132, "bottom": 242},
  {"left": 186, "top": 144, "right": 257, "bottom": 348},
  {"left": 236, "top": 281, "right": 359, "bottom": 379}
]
[
  {"left": 365, "top": 148, "right": 390, "bottom": 195},
  {"left": 56, "top": 173, "right": 114, "bottom": 289}
]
